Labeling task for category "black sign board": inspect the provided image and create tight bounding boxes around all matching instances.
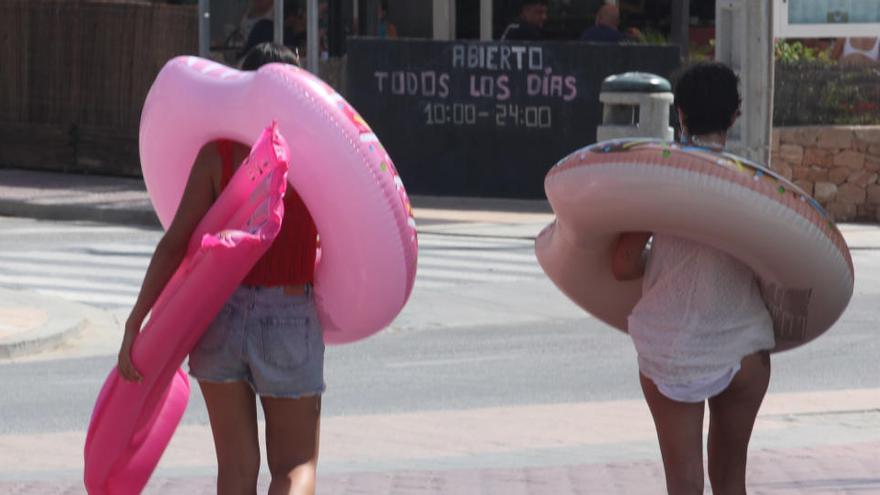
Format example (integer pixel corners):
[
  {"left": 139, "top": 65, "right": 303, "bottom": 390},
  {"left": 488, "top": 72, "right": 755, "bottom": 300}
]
[{"left": 346, "top": 38, "right": 680, "bottom": 198}]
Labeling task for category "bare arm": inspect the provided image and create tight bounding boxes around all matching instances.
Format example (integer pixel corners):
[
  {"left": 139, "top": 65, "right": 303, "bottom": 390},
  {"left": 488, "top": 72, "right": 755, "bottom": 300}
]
[
  {"left": 117, "top": 151, "right": 218, "bottom": 381},
  {"left": 611, "top": 232, "right": 652, "bottom": 281}
]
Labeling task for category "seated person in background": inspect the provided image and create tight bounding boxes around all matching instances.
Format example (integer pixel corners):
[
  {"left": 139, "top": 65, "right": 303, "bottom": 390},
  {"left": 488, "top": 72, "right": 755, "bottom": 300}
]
[
  {"left": 239, "top": 8, "right": 307, "bottom": 61},
  {"left": 378, "top": 0, "right": 398, "bottom": 39},
  {"left": 500, "top": 0, "right": 548, "bottom": 41},
  {"left": 581, "top": 4, "right": 642, "bottom": 43},
  {"left": 832, "top": 37, "right": 880, "bottom": 65},
  {"left": 239, "top": 0, "right": 275, "bottom": 45}
]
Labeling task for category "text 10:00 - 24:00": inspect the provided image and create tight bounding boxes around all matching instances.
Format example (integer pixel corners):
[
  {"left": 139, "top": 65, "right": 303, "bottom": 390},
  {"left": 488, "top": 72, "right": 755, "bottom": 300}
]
[{"left": 423, "top": 103, "right": 552, "bottom": 128}]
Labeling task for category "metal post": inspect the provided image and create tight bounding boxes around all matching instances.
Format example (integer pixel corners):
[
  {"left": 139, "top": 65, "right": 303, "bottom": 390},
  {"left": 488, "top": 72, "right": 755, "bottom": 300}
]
[
  {"left": 480, "top": 0, "right": 493, "bottom": 40},
  {"left": 198, "top": 0, "right": 210, "bottom": 58},
  {"left": 433, "top": 0, "right": 455, "bottom": 40},
  {"left": 361, "top": 0, "right": 378, "bottom": 36},
  {"left": 353, "top": 0, "right": 359, "bottom": 31},
  {"left": 450, "top": 0, "right": 457, "bottom": 40},
  {"left": 328, "top": 0, "right": 345, "bottom": 56},
  {"left": 274, "top": 0, "right": 284, "bottom": 45},
  {"left": 307, "top": 0, "right": 320, "bottom": 74},
  {"left": 716, "top": 0, "right": 773, "bottom": 164},
  {"left": 671, "top": 0, "right": 690, "bottom": 60}
]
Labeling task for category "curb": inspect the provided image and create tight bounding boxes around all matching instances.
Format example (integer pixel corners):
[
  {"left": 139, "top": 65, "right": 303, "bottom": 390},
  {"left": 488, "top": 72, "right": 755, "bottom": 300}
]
[
  {"left": 0, "top": 199, "right": 161, "bottom": 228},
  {"left": 0, "top": 196, "right": 550, "bottom": 231},
  {"left": 0, "top": 290, "right": 91, "bottom": 359}
]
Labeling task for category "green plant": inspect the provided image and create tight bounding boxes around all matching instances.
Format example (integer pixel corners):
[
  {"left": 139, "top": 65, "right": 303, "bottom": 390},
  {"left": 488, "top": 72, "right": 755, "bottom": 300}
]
[
  {"left": 638, "top": 28, "right": 669, "bottom": 45},
  {"left": 774, "top": 40, "right": 832, "bottom": 64},
  {"left": 688, "top": 39, "right": 714, "bottom": 62}
]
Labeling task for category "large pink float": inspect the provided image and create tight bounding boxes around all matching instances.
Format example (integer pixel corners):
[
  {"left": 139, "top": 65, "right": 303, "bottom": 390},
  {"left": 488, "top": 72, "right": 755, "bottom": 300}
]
[
  {"left": 536, "top": 139, "right": 854, "bottom": 352},
  {"left": 84, "top": 125, "right": 289, "bottom": 494},
  {"left": 139, "top": 56, "right": 418, "bottom": 345}
]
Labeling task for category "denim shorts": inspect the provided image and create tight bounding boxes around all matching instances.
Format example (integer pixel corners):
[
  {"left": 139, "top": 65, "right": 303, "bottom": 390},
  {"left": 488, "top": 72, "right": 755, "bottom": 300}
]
[{"left": 188, "top": 285, "right": 325, "bottom": 399}]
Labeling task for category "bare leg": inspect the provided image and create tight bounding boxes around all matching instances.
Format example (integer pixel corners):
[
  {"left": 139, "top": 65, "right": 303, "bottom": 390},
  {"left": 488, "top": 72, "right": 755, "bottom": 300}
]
[
  {"left": 199, "top": 381, "right": 261, "bottom": 495},
  {"left": 261, "top": 395, "right": 322, "bottom": 495},
  {"left": 640, "top": 373, "right": 706, "bottom": 494},
  {"left": 707, "top": 351, "right": 771, "bottom": 495}
]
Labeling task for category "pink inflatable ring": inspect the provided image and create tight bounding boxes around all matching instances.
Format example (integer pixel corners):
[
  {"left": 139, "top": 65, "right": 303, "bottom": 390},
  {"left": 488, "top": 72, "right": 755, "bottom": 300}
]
[
  {"left": 85, "top": 124, "right": 290, "bottom": 494},
  {"left": 140, "top": 56, "right": 418, "bottom": 344},
  {"left": 535, "top": 139, "right": 854, "bottom": 352}
]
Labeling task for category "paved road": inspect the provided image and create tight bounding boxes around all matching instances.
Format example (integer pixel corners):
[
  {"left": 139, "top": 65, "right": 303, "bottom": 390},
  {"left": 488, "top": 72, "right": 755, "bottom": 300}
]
[
  {"left": 0, "top": 217, "right": 546, "bottom": 309},
  {"left": 1, "top": 218, "right": 878, "bottom": 425},
  {"left": 1, "top": 217, "right": 879, "bottom": 493}
]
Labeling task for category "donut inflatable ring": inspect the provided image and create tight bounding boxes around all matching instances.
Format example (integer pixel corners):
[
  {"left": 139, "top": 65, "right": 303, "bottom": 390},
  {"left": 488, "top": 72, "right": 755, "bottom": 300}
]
[
  {"left": 140, "top": 56, "right": 418, "bottom": 344},
  {"left": 535, "top": 139, "right": 854, "bottom": 352}
]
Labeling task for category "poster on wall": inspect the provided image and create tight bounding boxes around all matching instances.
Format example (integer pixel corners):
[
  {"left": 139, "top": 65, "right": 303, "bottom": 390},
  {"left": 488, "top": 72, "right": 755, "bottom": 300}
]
[{"left": 775, "top": 0, "right": 880, "bottom": 36}]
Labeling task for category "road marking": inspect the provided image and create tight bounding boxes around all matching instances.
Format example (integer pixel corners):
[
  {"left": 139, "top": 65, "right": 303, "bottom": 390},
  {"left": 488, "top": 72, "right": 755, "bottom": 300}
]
[
  {"left": 385, "top": 354, "right": 521, "bottom": 368},
  {"left": 0, "top": 260, "right": 145, "bottom": 281},
  {"left": 0, "top": 251, "right": 149, "bottom": 269}
]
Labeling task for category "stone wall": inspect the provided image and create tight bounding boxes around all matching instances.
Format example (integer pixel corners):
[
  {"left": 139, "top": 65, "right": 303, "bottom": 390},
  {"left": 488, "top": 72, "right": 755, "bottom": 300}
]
[{"left": 771, "top": 126, "right": 880, "bottom": 222}]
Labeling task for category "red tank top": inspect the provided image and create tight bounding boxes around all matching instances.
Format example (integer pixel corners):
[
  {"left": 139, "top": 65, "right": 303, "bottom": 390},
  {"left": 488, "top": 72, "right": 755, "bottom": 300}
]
[{"left": 217, "top": 140, "right": 317, "bottom": 286}]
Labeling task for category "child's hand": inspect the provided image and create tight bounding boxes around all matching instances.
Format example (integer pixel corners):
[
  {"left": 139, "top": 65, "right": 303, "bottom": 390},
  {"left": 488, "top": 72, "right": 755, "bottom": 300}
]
[{"left": 117, "top": 320, "right": 143, "bottom": 383}]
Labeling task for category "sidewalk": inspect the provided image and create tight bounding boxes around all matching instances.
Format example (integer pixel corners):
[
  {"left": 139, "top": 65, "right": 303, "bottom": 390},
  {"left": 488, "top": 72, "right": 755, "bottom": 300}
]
[
  {"left": 3, "top": 389, "right": 880, "bottom": 493},
  {"left": 0, "top": 167, "right": 554, "bottom": 230},
  {"left": 0, "top": 288, "right": 90, "bottom": 359}
]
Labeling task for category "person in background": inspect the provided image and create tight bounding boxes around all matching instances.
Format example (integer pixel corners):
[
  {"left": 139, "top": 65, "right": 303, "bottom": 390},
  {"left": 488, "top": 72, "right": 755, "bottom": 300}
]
[
  {"left": 500, "top": 0, "right": 548, "bottom": 41},
  {"left": 378, "top": 0, "right": 398, "bottom": 39},
  {"left": 580, "top": 3, "right": 642, "bottom": 43},
  {"left": 239, "top": 0, "right": 275, "bottom": 46},
  {"left": 832, "top": 37, "right": 880, "bottom": 65},
  {"left": 239, "top": 6, "right": 307, "bottom": 61},
  {"left": 286, "top": 6, "right": 309, "bottom": 56}
]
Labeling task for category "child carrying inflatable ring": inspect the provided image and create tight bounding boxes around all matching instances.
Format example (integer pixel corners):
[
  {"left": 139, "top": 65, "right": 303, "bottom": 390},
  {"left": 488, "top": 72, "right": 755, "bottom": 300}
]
[
  {"left": 118, "top": 44, "right": 322, "bottom": 495},
  {"left": 613, "top": 63, "right": 773, "bottom": 494},
  {"left": 537, "top": 62, "right": 853, "bottom": 493}
]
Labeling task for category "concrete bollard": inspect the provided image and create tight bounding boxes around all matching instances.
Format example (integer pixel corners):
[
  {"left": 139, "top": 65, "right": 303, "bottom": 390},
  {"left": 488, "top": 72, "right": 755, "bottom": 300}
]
[{"left": 597, "top": 72, "right": 674, "bottom": 142}]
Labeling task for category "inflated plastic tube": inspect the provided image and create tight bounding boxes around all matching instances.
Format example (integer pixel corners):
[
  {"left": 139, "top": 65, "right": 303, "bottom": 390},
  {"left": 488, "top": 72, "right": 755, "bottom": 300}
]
[
  {"left": 139, "top": 56, "right": 418, "bottom": 344},
  {"left": 84, "top": 125, "right": 288, "bottom": 494},
  {"left": 535, "top": 139, "right": 854, "bottom": 352}
]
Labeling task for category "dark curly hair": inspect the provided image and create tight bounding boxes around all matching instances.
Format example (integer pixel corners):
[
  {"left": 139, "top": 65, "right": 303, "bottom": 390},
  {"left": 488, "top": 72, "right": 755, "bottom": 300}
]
[
  {"left": 240, "top": 41, "right": 300, "bottom": 71},
  {"left": 673, "top": 62, "right": 741, "bottom": 136}
]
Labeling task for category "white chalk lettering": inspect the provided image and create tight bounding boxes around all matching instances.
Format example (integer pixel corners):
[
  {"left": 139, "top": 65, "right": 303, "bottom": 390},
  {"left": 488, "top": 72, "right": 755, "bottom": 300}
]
[
  {"left": 468, "top": 45, "right": 480, "bottom": 68},
  {"left": 511, "top": 47, "right": 527, "bottom": 70},
  {"left": 421, "top": 71, "right": 437, "bottom": 97},
  {"left": 564, "top": 76, "right": 578, "bottom": 101},
  {"left": 451, "top": 44, "right": 542, "bottom": 71},
  {"left": 528, "top": 47, "right": 543, "bottom": 71},
  {"left": 374, "top": 71, "right": 389, "bottom": 92},
  {"left": 500, "top": 46, "right": 512, "bottom": 70},
  {"left": 497, "top": 74, "right": 511, "bottom": 101},
  {"left": 527, "top": 73, "right": 542, "bottom": 95},
  {"left": 452, "top": 45, "right": 465, "bottom": 68},
  {"left": 485, "top": 46, "right": 499, "bottom": 70},
  {"left": 438, "top": 74, "right": 450, "bottom": 98},
  {"left": 406, "top": 72, "right": 418, "bottom": 95},
  {"left": 391, "top": 72, "right": 406, "bottom": 95}
]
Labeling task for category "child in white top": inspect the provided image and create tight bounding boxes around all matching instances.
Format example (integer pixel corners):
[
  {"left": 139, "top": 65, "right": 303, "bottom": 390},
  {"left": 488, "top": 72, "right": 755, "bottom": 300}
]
[
  {"left": 628, "top": 234, "right": 775, "bottom": 402},
  {"left": 612, "top": 62, "right": 775, "bottom": 495}
]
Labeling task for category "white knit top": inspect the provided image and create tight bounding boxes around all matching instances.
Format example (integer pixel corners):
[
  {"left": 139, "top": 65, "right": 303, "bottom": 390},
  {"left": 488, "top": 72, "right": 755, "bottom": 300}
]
[{"left": 628, "top": 235, "right": 775, "bottom": 387}]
